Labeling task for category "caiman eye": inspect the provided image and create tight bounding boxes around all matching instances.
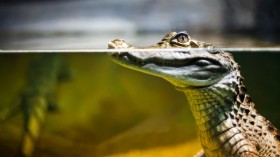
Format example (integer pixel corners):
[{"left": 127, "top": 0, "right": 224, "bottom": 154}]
[{"left": 172, "top": 32, "right": 190, "bottom": 43}]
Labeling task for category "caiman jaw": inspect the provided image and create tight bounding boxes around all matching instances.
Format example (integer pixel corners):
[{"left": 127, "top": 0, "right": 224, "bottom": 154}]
[
  {"left": 109, "top": 39, "right": 228, "bottom": 87},
  {"left": 111, "top": 51, "right": 222, "bottom": 68}
]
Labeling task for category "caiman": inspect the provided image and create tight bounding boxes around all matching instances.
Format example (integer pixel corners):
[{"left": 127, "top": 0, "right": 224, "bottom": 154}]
[
  {"left": 108, "top": 31, "right": 280, "bottom": 157},
  {"left": 1, "top": 54, "right": 70, "bottom": 157}
]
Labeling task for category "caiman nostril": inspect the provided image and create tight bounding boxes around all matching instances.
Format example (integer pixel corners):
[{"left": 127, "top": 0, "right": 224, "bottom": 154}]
[{"left": 108, "top": 41, "right": 116, "bottom": 49}]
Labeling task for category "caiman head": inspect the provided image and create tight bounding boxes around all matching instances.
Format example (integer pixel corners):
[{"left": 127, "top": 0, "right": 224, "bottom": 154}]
[{"left": 108, "top": 31, "right": 239, "bottom": 88}]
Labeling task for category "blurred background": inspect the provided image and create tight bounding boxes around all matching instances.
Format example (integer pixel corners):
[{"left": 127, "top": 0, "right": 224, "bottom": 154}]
[{"left": 0, "top": 0, "right": 279, "bottom": 156}]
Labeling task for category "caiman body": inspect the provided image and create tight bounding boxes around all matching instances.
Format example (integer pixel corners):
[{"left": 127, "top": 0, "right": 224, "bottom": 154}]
[
  {"left": 108, "top": 31, "right": 280, "bottom": 157},
  {"left": 1, "top": 54, "right": 69, "bottom": 157},
  {"left": 19, "top": 54, "right": 69, "bottom": 157}
]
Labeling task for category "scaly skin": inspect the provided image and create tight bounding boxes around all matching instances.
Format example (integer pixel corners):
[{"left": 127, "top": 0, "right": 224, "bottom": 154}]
[{"left": 108, "top": 31, "right": 280, "bottom": 157}]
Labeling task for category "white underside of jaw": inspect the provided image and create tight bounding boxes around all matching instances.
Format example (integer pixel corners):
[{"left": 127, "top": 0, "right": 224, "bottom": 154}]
[{"left": 127, "top": 51, "right": 191, "bottom": 60}]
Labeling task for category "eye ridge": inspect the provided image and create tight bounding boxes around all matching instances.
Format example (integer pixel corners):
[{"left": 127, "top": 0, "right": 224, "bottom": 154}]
[{"left": 172, "top": 31, "right": 190, "bottom": 43}]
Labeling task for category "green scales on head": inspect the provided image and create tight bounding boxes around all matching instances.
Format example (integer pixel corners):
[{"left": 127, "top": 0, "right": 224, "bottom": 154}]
[{"left": 109, "top": 31, "right": 280, "bottom": 157}]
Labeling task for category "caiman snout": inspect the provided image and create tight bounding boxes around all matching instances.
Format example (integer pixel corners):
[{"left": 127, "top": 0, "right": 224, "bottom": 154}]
[{"left": 108, "top": 39, "right": 126, "bottom": 49}]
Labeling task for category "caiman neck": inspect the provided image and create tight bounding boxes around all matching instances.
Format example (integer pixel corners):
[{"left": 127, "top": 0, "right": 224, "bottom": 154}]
[{"left": 179, "top": 71, "right": 251, "bottom": 156}]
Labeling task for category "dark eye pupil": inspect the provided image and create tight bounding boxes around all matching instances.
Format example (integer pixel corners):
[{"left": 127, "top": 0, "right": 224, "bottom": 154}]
[
  {"left": 178, "top": 36, "right": 185, "bottom": 42},
  {"left": 177, "top": 35, "right": 188, "bottom": 43}
]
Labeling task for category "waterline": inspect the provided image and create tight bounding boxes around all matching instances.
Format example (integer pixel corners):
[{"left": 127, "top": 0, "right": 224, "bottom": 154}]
[{"left": 1, "top": 48, "right": 280, "bottom": 54}]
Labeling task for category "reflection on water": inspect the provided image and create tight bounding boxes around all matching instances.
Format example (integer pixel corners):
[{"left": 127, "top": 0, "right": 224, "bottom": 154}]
[{"left": 0, "top": 50, "right": 279, "bottom": 156}]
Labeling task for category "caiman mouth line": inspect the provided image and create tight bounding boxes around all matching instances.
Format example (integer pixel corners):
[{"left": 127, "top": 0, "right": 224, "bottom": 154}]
[{"left": 113, "top": 52, "right": 222, "bottom": 68}]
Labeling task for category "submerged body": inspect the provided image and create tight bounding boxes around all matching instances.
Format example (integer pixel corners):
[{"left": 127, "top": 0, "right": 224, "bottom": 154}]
[
  {"left": 19, "top": 54, "right": 70, "bottom": 157},
  {"left": 108, "top": 31, "right": 280, "bottom": 157},
  {"left": 1, "top": 54, "right": 69, "bottom": 157}
]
